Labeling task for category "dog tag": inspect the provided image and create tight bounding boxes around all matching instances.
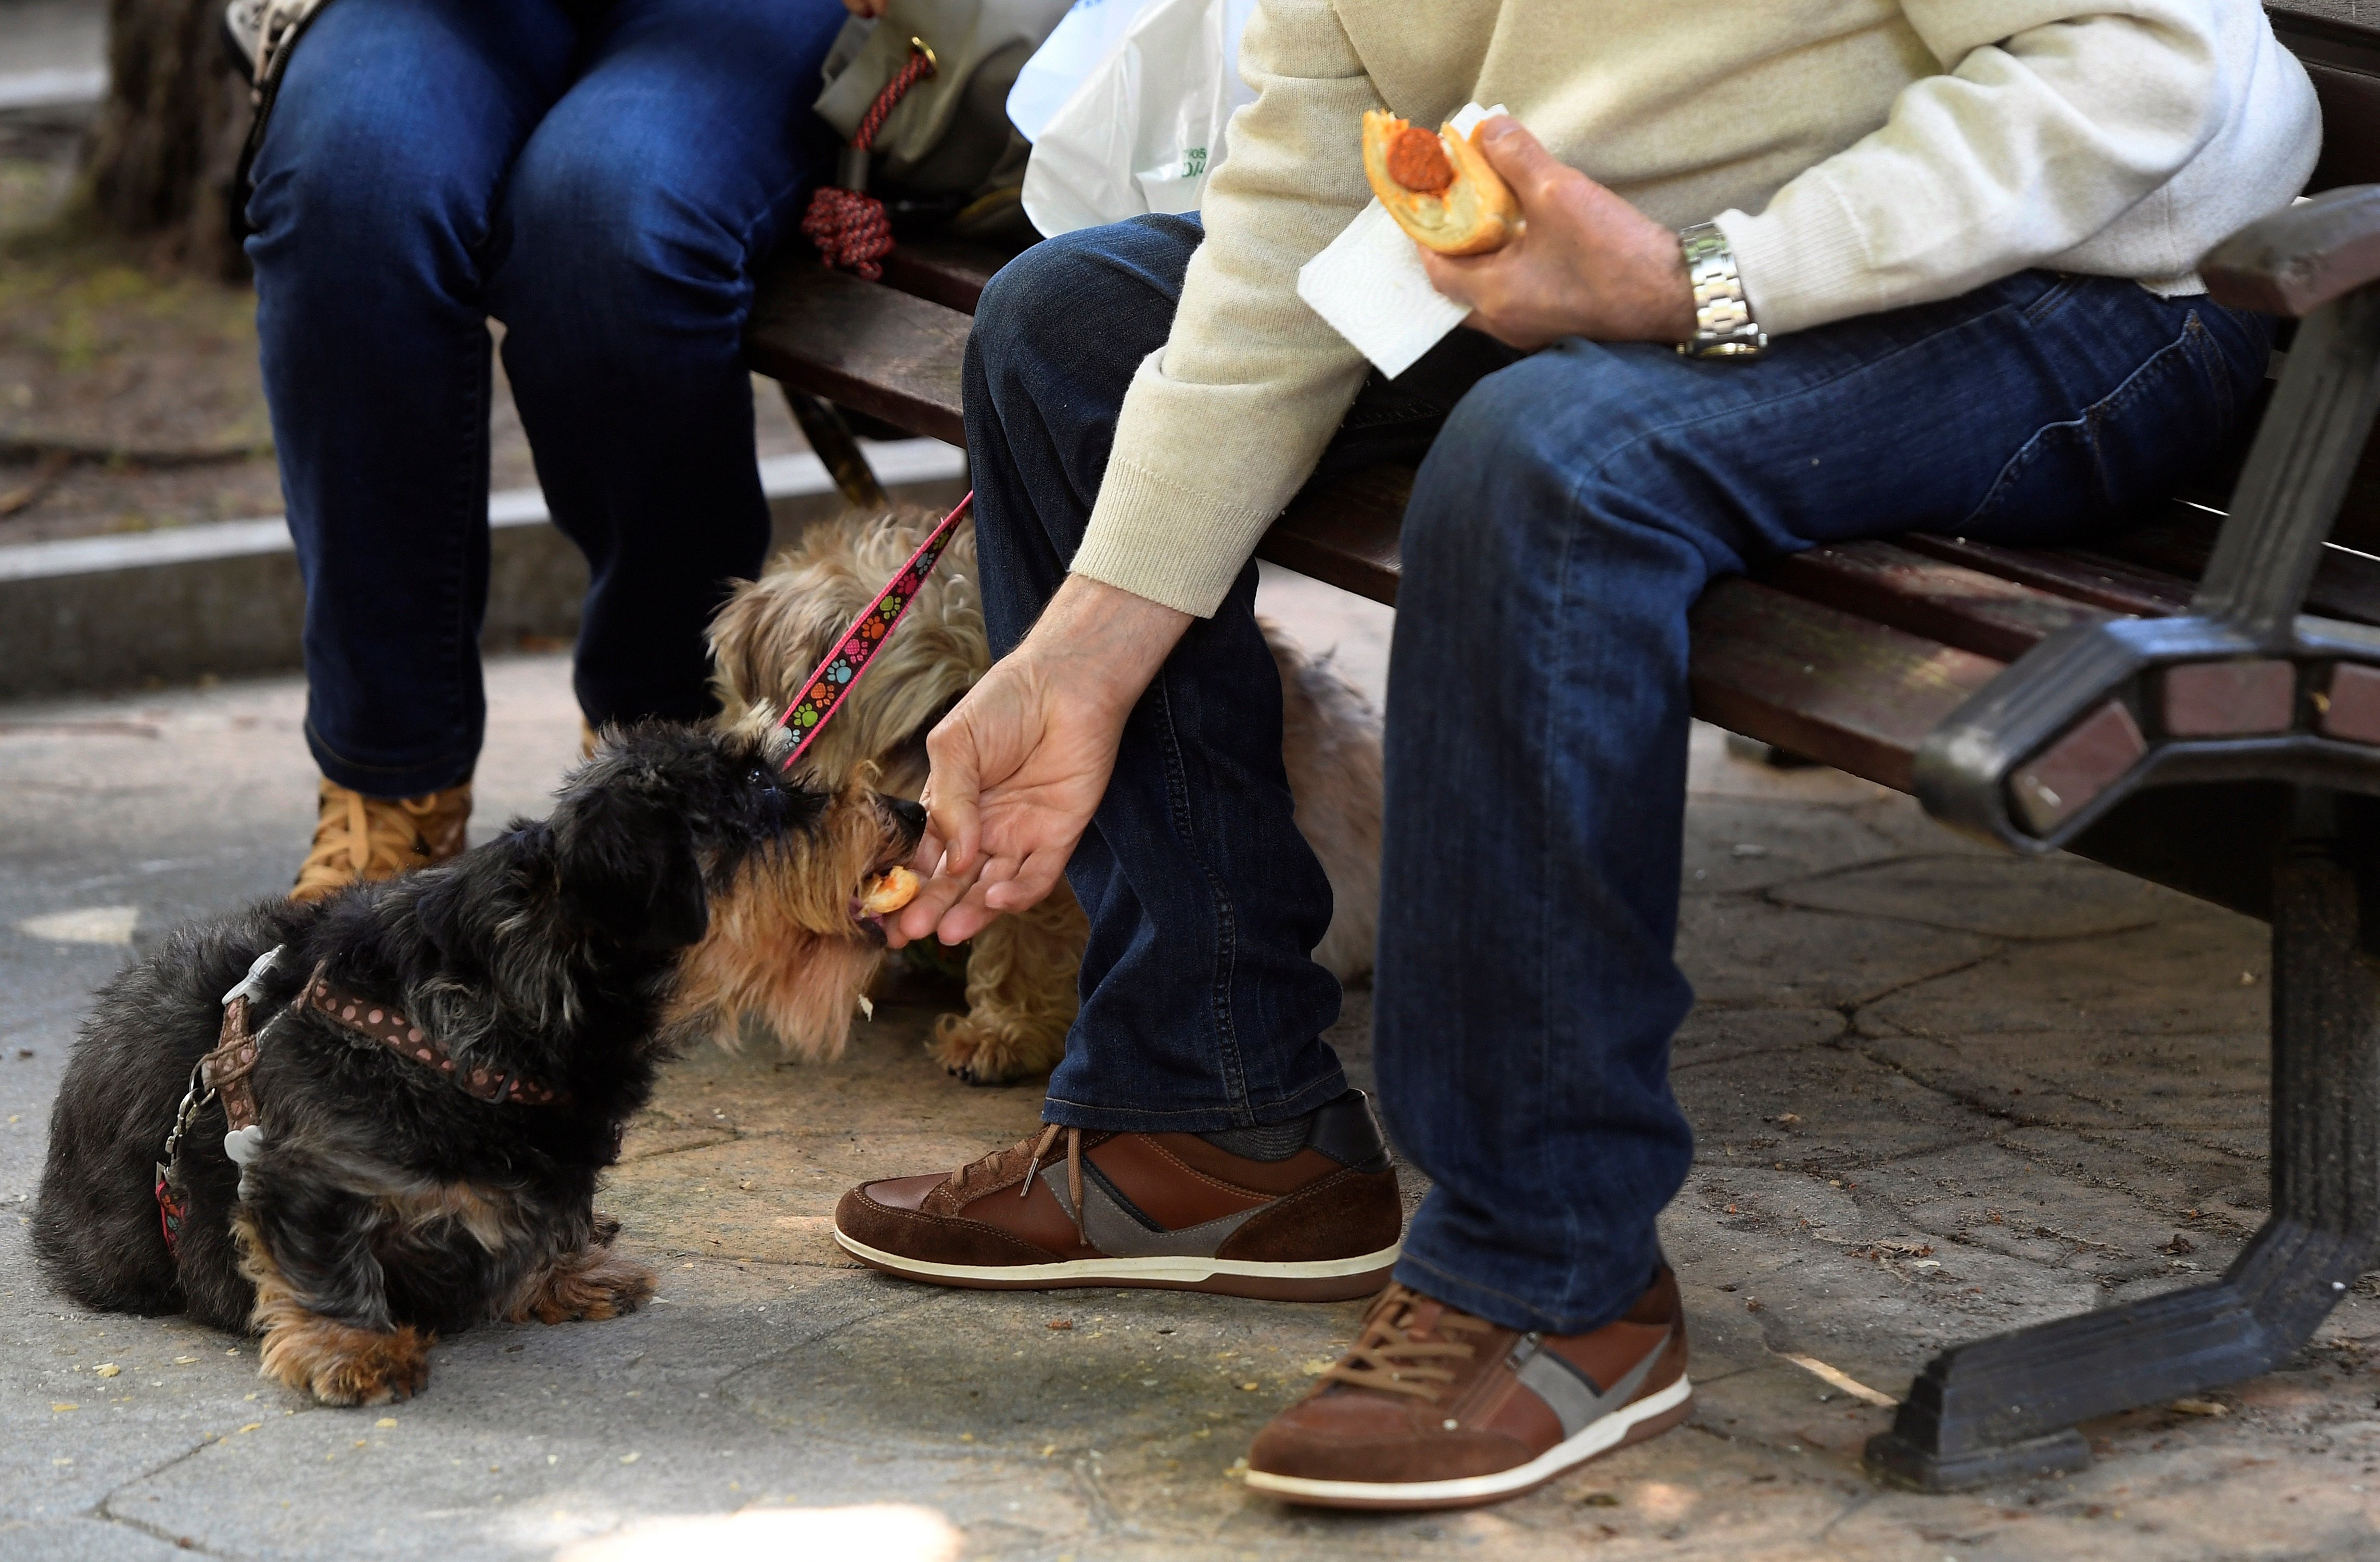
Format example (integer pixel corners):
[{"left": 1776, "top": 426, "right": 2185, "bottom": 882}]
[{"left": 223, "top": 1124, "right": 266, "bottom": 1200}]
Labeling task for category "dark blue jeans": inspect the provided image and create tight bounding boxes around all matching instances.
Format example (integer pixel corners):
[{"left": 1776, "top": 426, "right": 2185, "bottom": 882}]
[
  {"left": 965, "top": 213, "right": 2273, "bottom": 1335},
  {"left": 247, "top": 0, "right": 847, "bottom": 796}
]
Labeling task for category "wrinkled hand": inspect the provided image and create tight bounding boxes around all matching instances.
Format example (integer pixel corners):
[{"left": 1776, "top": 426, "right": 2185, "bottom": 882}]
[
  {"left": 1420, "top": 117, "right": 1697, "bottom": 351},
  {"left": 886, "top": 576, "right": 1191, "bottom": 948}
]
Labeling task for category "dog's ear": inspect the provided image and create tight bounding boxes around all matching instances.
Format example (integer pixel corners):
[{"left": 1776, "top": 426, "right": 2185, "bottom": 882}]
[{"left": 552, "top": 786, "right": 709, "bottom": 954}]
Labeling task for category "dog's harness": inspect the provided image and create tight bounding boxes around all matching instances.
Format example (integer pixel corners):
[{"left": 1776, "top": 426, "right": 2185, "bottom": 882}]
[
  {"left": 152, "top": 947, "right": 571, "bottom": 1256},
  {"left": 768, "top": 491, "right": 972, "bottom": 773},
  {"left": 155, "top": 947, "right": 284, "bottom": 1252}
]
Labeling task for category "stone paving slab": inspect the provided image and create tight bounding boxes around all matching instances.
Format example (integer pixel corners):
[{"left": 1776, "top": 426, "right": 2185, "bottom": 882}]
[{"left": 7, "top": 629, "right": 2380, "bottom": 1558}]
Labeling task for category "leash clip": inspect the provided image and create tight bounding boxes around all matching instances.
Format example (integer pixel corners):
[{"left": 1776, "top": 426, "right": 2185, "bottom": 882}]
[
  {"left": 222, "top": 944, "right": 284, "bottom": 1008},
  {"left": 154, "top": 1059, "right": 215, "bottom": 1256}
]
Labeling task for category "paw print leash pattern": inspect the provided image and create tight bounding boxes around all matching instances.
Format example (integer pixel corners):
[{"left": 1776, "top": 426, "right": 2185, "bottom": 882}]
[{"left": 773, "top": 492, "right": 972, "bottom": 771}]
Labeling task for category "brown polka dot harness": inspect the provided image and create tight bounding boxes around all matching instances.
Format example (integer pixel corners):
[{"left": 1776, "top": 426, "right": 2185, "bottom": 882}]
[
  {"left": 300, "top": 961, "right": 569, "bottom": 1106},
  {"left": 154, "top": 948, "right": 575, "bottom": 1260}
]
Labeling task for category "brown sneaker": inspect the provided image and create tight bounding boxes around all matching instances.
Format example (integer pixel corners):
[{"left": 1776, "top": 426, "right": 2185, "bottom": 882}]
[
  {"left": 289, "top": 777, "right": 472, "bottom": 903},
  {"left": 1244, "top": 1268, "right": 1691, "bottom": 1510},
  {"left": 832, "top": 1089, "right": 1403, "bottom": 1300}
]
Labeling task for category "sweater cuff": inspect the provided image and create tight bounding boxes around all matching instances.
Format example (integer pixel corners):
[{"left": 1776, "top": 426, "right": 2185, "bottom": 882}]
[
  {"left": 1071, "top": 459, "right": 1278, "bottom": 619},
  {"left": 1713, "top": 175, "right": 1876, "bottom": 338}
]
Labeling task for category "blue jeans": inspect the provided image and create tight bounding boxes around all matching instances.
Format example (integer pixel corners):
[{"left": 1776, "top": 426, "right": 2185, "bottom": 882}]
[
  {"left": 247, "top": 0, "right": 848, "bottom": 796},
  {"left": 964, "top": 214, "right": 2273, "bottom": 1334}
]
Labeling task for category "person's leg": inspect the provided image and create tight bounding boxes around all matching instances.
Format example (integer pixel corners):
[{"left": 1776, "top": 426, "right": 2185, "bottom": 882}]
[
  {"left": 825, "top": 217, "right": 1505, "bottom": 1299},
  {"left": 964, "top": 217, "right": 1511, "bottom": 1129},
  {"left": 1241, "top": 277, "right": 2270, "bottom": 1510},
  {"left": 247, "top": 0, "right": 578, "bottom": 796},
  {"left": 486, "top": 0, "right": 847, "bottom": 729},
  {"left": 966, "top": 217, "right": 1344, "bottom": 1128},
  {"left": 1375, "top": 276, "right": 2275, "bottom": 1337}
]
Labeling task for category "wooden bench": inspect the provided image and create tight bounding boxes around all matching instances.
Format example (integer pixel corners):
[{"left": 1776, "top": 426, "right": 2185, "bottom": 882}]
[{"left": 747, "top": 6, "right": 2380, "bottom": 1491}]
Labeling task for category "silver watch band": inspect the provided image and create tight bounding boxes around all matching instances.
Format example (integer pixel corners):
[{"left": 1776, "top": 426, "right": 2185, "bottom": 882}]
[{"left": 1677, "top": 222, "right": 1766, "bottom": 361}]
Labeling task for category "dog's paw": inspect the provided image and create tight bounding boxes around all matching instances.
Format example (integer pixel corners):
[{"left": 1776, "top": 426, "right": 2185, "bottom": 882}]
[
  {"left": 929, "top": 1014, "right": 1059, "bottom": 1087},
  {"left": 261, "top": 1320, "right": 431, "bottom": 1406},
  {"left": 514, "top": 1248, "right": 657, "bottom": 1325}
]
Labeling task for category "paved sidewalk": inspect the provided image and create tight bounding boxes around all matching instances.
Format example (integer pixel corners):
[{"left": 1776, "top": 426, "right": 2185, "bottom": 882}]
[{"left": 4, "top": 599, "right": 2379, "bottom": 1558}]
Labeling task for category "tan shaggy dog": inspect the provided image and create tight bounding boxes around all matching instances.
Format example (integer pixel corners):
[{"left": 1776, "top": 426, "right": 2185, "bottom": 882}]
[{"left": 708, "top": 506, "right": 1384, "bottom": 1084}]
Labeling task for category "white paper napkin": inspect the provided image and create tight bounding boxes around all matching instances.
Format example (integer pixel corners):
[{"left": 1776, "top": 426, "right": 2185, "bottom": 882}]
[{"left": 1296, "top": 103, "right": 1507, "bottom": 378}]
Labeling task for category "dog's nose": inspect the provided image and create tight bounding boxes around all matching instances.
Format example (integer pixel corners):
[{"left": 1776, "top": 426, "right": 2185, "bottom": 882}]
[{"left": 882, "top": 795, "right": 927, "bottom": 838}]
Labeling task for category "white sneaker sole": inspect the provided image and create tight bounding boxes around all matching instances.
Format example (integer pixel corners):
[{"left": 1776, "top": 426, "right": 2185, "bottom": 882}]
[
  {"left": 1243, "top": 1374, "right": 1694, "bottom": 1507},
  {"left": 832, "top": 1228, "right": 1402, "bottom": 1300}
]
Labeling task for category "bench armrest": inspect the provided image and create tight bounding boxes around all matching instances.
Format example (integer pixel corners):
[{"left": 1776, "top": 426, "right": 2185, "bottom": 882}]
[{"left": 2203, "top": 185, "right": 2380, "bottom": 316}]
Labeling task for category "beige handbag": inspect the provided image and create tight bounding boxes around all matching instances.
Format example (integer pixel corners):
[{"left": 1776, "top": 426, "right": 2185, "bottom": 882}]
[{"left": 812, "top": 0, "right": 1074, "bottom": 237}]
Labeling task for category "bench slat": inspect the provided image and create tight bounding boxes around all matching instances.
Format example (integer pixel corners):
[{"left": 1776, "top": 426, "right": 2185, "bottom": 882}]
[
  {"left": 880, "top": 239, "right": 1014, "bottom": 315},
  {"left": 1758, "top": 540, "right": 2114, "bottom": 662},
  {"left": 2089, "top": 510, "right": 2380, "bottom": 627},
  {"left": 745, "top": 265, "right": 969, "bottom": 447},
  {"left": 1895, "top": 534, "right": 2195, "bottom": 617},
  {"left": 1687, "top": 580, "right": 2006, "bottom": 792},
  {"left": 2273, "top": 9, "right": 2380, "bottom": 192},
  {"left": 1257, "top": 467, "right": 1414, "bottom": 604}
]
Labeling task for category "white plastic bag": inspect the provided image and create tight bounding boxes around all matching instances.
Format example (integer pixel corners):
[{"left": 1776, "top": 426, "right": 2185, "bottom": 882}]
[
  {"left": 1006, "top": 0, "right": 1157, "bottom": 144},
  {"left": 1015, "top": 0, "right": 1257, "bottom": 236}
]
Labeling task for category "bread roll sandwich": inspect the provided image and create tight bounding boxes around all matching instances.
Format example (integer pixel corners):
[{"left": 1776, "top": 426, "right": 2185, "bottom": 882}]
[
  {"left": 1361, "top": 109, "right": 1521, "bottom": 256},
  {"left": 859, "top": 865, "right": 919, "bottom": 915}
]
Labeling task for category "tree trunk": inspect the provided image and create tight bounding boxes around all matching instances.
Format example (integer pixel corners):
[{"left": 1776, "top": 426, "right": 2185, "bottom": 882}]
[{"left": 80, "top": 0, "right": 254, "bottom": 277}]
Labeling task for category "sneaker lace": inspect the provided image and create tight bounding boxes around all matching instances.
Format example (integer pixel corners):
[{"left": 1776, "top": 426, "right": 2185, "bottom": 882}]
[
  {"left": 1319, "top": 1285, "right": 1495, "bottom": 1402},
  {"left": 947, "top": 1123, "right": 1085, "bottom": 1244},
  {"left": 292, "top": 781, "right": 467, "bottom": 900}
]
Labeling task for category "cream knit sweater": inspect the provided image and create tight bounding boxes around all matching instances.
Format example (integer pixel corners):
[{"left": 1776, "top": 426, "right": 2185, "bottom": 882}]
[{"left": 1067, "top": 0, "right": 2320, "bottom": 618}]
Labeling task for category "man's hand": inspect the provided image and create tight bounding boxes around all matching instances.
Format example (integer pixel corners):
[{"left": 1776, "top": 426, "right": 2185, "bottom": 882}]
[
  {"left": 840, "top": 0, "right": 888, "bottom": 15},
  {"left": 1420, "top": 118, "right": 1697, "bottom": 351},
  {"left": 886, "top": 575, "right": 1192, "bottom": 948}
]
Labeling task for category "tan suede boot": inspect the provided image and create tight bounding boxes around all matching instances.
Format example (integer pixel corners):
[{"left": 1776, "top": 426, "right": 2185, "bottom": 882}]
[{"left": 289, "top": 778, "right": 472, "bottom": 903}]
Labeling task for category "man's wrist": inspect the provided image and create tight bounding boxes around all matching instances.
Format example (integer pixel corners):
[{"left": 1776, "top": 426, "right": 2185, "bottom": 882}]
[
  {"left": 1026, "top": 574, "right": 1194, "bottom": 711},
  {"left": 1676, "top": 222, "right": 1767, "bottom": 359}
]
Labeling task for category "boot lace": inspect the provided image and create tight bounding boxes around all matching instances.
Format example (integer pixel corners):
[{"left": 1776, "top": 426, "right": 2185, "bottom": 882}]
[
  {"left": 1319, "top": 1285, "right": 1496, "bottom": 1402},
  {"left": 947, "top": 1123, "right": 1085, "bottom": 1244},
  {"left": 291, "top": 780, "right": 469, "bottom": 902}
]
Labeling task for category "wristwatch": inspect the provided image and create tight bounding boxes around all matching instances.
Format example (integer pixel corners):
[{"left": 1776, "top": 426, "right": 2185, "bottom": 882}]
[{"left": 1677, "top": 222, "right": 1766, "bottom": 361}]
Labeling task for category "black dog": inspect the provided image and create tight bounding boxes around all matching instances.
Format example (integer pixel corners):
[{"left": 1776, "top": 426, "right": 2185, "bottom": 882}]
[{"left": 34, "top": 723, "right": 922, "bottom": 1404}]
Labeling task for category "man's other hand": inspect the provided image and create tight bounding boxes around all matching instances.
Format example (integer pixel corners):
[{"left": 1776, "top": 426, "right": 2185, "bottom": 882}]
[
  {"left": 1421, "top": 118, "right": 1698, "bottom": 351},
  {"left": 885, "top": 575, "right": 1191, "bottom": 949}
]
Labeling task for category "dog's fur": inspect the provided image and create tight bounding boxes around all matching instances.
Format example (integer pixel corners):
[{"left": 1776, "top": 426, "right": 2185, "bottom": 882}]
[
  {"left": 708, "top": 506, "right": 1383, "bottom": 1085},
  {"left": 33, "top": 725, "right": 921, "bottom": 1404}
]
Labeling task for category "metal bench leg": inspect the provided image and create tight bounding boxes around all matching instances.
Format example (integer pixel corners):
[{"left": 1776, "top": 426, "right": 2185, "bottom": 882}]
[
  {"left": 1864, "top": 791, "right": 2380, "bottom": 1490},
  {"left": 779, "top": 388, "right": 891, "bottom": 511}
]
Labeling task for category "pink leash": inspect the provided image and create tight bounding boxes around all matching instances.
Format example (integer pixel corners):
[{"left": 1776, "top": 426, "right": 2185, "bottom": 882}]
[{"left": 771, "top": 492, "right": 972, "bottom": 771}]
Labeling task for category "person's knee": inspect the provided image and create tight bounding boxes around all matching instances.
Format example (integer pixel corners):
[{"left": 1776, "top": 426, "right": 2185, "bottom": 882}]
[
  {"left": 246, "top": 87, "right": 494, "bottom": 293},
  {"left": 497, "top": 142, "right": 745, "bottom": 362},
  {"left": 973, "top": 215, "right": 1197, "bottom": 398}
]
